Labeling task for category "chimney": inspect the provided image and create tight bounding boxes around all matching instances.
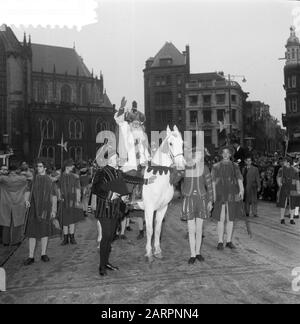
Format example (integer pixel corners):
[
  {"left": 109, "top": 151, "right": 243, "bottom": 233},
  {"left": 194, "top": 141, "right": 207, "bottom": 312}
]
[{"left": 184, "top": 45, "right": 190, "bottom": 73}]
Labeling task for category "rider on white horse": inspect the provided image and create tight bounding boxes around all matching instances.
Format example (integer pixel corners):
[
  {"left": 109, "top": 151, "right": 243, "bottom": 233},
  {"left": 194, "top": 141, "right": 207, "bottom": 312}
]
[{"left": 115, "top": 98, "right": 150, "bottom": 173}]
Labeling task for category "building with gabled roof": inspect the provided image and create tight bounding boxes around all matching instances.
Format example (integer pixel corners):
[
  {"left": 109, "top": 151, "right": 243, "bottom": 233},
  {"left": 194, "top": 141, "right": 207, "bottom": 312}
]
[
  {"left": 0, "top": 25, "right": 115, "bottom": 165},
  {"left": 143, "top": 42, "right": 190, "bottom": 137}
]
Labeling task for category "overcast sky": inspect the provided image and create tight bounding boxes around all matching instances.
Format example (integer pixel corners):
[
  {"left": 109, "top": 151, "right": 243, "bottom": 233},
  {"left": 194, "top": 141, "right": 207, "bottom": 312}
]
[{"left": 12, "top": 0, "right": 300, "bottom": 124}]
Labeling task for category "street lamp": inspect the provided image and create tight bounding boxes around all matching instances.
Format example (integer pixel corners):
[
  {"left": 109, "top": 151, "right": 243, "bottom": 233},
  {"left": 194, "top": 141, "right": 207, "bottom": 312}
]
[{"left": 227, "top": 74, "right": 247, "bottom": 144}]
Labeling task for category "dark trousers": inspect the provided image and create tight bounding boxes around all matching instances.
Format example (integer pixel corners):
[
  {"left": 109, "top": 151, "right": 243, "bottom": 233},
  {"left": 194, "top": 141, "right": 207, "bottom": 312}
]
[
  {"left": 99, "top": 217, "right": 118, "bottom": 270},
  {"left": 2, "top": 224, "right": 23, "bottom": 245}
]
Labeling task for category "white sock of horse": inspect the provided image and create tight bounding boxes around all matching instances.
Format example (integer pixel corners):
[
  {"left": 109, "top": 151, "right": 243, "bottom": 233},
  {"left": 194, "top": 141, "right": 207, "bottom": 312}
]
[
  {"left": 120, "top": 218, "right": 126, "bottom": 235},
  {"left": 137, "top": 217, "right": 144, "bottom": 231},
  {"left": 188, "top": 220, "right": 196, "bottom": 258}
]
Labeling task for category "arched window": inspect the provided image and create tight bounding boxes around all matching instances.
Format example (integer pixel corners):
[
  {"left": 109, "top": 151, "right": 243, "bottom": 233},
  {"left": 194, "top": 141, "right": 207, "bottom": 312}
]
[
  {"left": 75, "top": 120, "right": 83, "bottom": 139},
  {"left": 48, "top": 146, "right": 55, "bottom": 160},
  {"left": 69, "top": 120, "right": 76, "bottom": 139},
  {"left": 80, "top": 85, "right": 88, "bottom": 105},
  {"left": 75, "top": 147, "right": 83, "bottom": 161},
  {"left": 42, "top": 146, "right": 48, "bottom": 158},
  {"left": 40, "top": 119, "right": 55, "bottom": 139},
  {"left": 69, "top": 146, "right": 76, "bottom": 161},
  {"left": 69, "top": 146, "right": 82, "bottom": 161},
  {"left": 47, "top": 119, "right": 54, "bottom": 139},
  {"left": 38, "top": 83, "right": 48, "bottom": 102},
  {"left": 61, "top": 84, "right": 72, "bottom": 103},
  {"left": 95, "top": 118, "right": 103, "bottom": 134}
]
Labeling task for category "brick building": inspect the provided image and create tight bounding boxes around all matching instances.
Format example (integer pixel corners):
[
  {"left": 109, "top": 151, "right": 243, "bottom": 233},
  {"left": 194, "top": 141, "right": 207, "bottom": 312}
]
[
  {"left": 143, "top": 42, "right": 190, "bottom": 138},
  {"left": 0, "top": 25, "right": 115, "bottom": 166}
]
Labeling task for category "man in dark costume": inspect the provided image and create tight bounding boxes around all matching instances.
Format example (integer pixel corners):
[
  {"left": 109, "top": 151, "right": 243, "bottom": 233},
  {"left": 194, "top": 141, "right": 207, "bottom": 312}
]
[
  {"left": 58, "top": 159, "right": 85, "bottom": 246},
  {"left": 243, "top": 156, "right": 261, "bottom": 218},
  {"left": 277, "top": 157, "right": 300, "bottom": 225},
  {"left": 91, "top": 152, "right": 156, "bottom": 277},
  {"left": 211, "top": 146, "right": 244, "bottom": 250},
  {"left": 24, "top": 160, "right": 59, "bottom": 266}
]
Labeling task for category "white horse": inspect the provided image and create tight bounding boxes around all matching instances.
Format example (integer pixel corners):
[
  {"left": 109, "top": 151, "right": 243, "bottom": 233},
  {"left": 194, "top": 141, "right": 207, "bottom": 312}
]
[{"left": 139, "top": 125, "right": 185, "bottom": 263}]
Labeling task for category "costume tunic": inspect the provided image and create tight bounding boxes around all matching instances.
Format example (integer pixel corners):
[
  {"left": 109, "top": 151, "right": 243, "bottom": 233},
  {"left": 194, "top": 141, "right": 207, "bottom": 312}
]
[
  {"left": 211, "top": 161, "right": 243, "bottom": 221},
  {"left": 25, "top": 175, "right": 60, "bottom": 239},
  {"left": 181, "top": 165, "right": 214, "bottom": 221},
  {"left": 277, "top": 166, "right": 300, "bottom": 209}
]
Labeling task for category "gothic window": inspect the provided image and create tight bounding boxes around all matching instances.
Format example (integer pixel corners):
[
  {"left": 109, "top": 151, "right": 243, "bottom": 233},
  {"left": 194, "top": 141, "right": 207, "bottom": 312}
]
[
  {"left": 41, "top": 146, "right": 55, "bottom": 161},
  {"left": 40, "top": 119, "right": 55, "bottom": 139},
  {"left": 75, "top": 147, "right": 83, "bottom": 161},
  {"left": 61, "top": 84, "right": 72, "bottom": 103},
  {"left": 69, "top": 146, "right": 82, "bottom": 161},
  {"left": 95, "top": 118, "right": 103, "bottom": 134},
  {"left": 38, "top": 83, "right": 48, "bottom": 102},
  {"left": 75, "top": 120, "right": 83, "bottom": 139},
  {"left": 42, "top": 146, "right": 48, "bottom": 158},
  {"left": 69, "top": 120, "right": 76, "bottom": 139},
  {"left": 48, "top": 146, "right": 55, "bottom": 160},
  {"left": 80, "top": 84, "right": 88, "bottom": 105}
]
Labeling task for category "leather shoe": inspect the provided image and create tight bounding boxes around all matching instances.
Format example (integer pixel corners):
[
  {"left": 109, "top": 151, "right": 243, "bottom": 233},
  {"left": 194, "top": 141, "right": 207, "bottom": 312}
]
[
  {"left": 226, "top": 242, "right": 236, "bottom": 250},
  {"left": 196, "top": 255, "right": 205, "bottom": 262},
  {"left": 188, "top": 257, "right": 196, "bottom": 265},
  {"left": 106, "top": 263, "right": 119, "bottom": 271},
  {"left": 99, "top": 268, "right": 107, "bottom": 276},
  {"left": 24, "top": 258, "right": 35, "bottom": 266},
  {"left": 290, "top": 219, "right": 296, "bottom": 225},
  {"left": 217, "top": 243, "right": 224, "bottom": 250},
  {"left": 41, "top": 255, "right": 50, "bottom": 262},
  {"left": 281, "top": 219, "right": 285, "bottom": 225}
]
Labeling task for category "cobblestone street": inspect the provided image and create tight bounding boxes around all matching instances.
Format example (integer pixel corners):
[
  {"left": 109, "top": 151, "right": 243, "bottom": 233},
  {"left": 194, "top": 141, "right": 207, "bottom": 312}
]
[{"left": 0, "top": 200, "right": 300, "bottom": 304}]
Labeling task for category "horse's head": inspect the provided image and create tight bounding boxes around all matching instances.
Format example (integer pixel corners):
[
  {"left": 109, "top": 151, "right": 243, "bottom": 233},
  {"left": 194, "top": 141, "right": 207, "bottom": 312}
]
[{"left": 166, "top": 125, "right": 185, "bottom": 170}]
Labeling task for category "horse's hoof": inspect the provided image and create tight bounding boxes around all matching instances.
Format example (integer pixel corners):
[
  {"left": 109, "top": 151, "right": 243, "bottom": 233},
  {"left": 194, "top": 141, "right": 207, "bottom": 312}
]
[
  {"left": 146, "top": 256, "right": 154, "bottom": 264},
  {"left": 154, "top": 253, "right": 163, "bottom": 260}
]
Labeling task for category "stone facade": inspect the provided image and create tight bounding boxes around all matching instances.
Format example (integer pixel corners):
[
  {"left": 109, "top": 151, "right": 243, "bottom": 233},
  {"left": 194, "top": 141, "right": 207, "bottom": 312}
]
[
  {"left": 282, "top": 26, "right": 300, "bottom": 153},
  {"left": 0, "top": 25, "right": 115, "bottom": 166}
]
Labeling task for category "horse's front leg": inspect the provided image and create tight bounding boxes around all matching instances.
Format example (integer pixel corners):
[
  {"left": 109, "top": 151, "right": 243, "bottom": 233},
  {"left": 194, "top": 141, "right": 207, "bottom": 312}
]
[
  {"left": 144, "top": 206, "right": 154, "bottom": 263},
  {"left": 154, "top": 205, "right": 168, "bottom": 259}
]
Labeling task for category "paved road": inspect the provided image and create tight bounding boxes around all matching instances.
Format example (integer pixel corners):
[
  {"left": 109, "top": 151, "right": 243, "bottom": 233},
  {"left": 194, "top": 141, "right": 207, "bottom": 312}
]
[{"left": 0, "top": 200, "right": 300, "bottom": 304}]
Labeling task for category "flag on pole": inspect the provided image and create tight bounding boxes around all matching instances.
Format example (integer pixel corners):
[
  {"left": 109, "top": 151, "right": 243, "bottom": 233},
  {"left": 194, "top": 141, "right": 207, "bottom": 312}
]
[{"left": 57, "top": 134, "right": 68, "bottom": 152}]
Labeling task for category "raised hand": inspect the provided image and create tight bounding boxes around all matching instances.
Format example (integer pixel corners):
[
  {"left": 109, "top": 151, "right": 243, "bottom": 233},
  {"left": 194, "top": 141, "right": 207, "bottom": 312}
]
[{"left": 120, "top": 97, "right": 127, "bottom": 110}]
